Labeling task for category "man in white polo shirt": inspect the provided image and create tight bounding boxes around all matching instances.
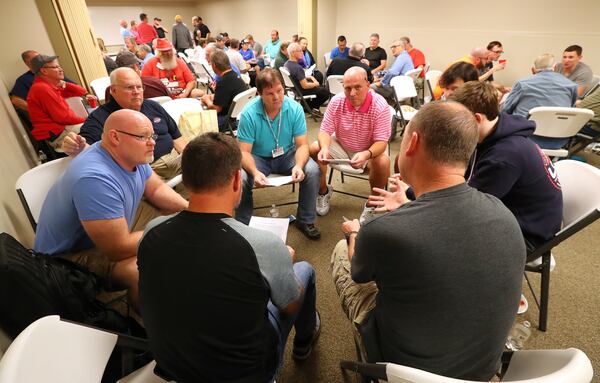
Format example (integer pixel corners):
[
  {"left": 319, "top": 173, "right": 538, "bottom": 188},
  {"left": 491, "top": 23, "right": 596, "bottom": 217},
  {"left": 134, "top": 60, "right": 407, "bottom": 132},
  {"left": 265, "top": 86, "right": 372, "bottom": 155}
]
[{"left": 309, "top": 67, "right": 391, "bottom": 221}]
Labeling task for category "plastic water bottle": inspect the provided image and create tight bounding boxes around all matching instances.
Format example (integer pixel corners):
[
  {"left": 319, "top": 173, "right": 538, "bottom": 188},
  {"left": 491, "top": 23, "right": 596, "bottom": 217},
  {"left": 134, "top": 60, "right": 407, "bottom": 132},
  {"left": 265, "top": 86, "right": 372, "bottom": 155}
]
[
  {"left": 505, "top": 321, "right": 531, "bottom": 351},
  {"left": 269, "top": 204, "right": 279, "bottom": 218},
  {"left": 38, "top": 150, "right": 48, "bottom": 164}
]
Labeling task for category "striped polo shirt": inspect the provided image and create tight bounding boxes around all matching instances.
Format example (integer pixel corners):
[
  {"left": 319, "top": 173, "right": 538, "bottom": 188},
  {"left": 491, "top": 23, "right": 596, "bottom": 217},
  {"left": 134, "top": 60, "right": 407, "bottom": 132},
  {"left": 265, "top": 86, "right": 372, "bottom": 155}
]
[{"left": 320, "top": 90, "right": 391, "bottom": 152}]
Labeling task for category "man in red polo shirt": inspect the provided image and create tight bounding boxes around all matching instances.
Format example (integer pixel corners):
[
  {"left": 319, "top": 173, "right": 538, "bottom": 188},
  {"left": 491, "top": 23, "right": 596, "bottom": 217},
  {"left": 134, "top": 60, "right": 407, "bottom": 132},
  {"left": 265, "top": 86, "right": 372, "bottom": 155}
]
[
  {"left": 27, "top": 55, "right": 95, "bottom": 150},
  {"left": 141, "top": 39, "right": 203, "bottom": 98},
  {"left": 136, "top": 13, "right": 158, "bottom": 47},
  {"left": 309, "top": 66, "right": 391, "bottom": 221}
]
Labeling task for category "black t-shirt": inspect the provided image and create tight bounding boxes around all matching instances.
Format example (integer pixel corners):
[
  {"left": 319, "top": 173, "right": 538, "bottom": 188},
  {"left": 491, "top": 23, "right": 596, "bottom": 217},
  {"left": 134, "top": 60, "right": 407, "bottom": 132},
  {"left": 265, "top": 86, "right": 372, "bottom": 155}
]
[
  {"left": 198, "top": 23, "right": 210, "bottom": 38},
  {"left": 155, "top": 26, "right": 167, "bottom": 39},
  {"left": 326, "top": 57, "right": 374, "bottom": 83},
  {"left": 364, "top": 46, "right": 387, "bottom": 70},
  {"left": 138, "top": 212, "right": 278, "bottom": 383},
  {"left": 214, "top": 70, "right": 248, "bottom": 116},
  {"left": 353, "top": 183, "right": 525, "bottom": 380}
]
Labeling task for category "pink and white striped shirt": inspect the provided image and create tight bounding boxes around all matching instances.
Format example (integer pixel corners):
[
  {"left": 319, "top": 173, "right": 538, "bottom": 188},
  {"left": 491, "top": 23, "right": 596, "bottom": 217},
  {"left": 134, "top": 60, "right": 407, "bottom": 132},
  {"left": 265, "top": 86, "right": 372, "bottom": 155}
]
[{"left": 320, "top": 91, "right": 391, "bottom": 152}]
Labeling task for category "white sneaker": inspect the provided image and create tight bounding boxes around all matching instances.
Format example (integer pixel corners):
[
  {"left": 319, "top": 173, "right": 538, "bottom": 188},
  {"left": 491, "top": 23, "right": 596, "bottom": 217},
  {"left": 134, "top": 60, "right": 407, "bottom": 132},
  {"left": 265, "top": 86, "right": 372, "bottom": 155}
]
[
  {"left": 359, "top": 204, "right": 376, "bottom": 224},
  {"left": 316, "top": 185, "right": 333, "bottom": 216}
]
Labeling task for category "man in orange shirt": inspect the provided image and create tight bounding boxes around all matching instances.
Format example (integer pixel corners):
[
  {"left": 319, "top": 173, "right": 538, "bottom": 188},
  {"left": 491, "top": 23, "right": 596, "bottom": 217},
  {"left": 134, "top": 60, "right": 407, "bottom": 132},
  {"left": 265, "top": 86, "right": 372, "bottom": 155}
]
[{"left": 141, "top": 38, "right": 204, "bottom": 98}]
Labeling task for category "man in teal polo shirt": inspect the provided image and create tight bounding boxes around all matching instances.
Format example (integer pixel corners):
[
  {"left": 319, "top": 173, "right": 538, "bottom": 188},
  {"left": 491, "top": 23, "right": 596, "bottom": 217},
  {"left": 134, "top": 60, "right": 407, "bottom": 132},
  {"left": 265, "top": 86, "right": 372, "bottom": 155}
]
[
  {"left": 264, "top": 30, "right": 282, "bottom": 61},
  {"left": 236, "top": 68, "right": 321, "bottom": 240}
]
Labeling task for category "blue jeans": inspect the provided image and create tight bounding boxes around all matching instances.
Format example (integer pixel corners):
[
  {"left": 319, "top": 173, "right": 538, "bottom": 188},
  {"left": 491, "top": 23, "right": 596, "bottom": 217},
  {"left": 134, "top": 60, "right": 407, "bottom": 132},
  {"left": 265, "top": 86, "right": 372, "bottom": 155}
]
[
  {"left": 267, "top": 261, "right": 317, "bottom": 380},
  {"left": 530, "top": 134, "right": 569, "bottom": 150},
  {"left": 236, "top": 149, "right": 320, "bottom": 225}
]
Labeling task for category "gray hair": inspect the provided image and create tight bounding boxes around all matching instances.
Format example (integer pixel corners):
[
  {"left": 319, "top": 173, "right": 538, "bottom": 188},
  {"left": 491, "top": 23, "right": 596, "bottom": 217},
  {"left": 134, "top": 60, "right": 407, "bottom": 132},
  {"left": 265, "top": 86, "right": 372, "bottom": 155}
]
[
  {"left": 349, "top": 42, "right": 365, "bottom": 58},
  {"left": 138, "top": 44, "right": 151, "bottom": 53},
  {"left": 534, "top": 53, "right": 555, "bottom": 71},
  {"left": 370, "top": 33, "right": 379, "bottom": 39},
  {"left": 109, "top": 67, "right": 137, "bottom": 85},
  {"left": 211, "top": 50, "right": 231, "bottom": 72},
  {"left": 287, "top": 42, "right": 301, "bottom": 57}
]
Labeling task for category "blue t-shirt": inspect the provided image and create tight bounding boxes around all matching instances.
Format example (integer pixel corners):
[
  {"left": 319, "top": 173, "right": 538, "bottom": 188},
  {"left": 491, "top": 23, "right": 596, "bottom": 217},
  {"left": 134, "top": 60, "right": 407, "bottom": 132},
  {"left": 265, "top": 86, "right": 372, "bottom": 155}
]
[
  {"left": 330, "top": 46, "right": 350, "bottom": 59},
  {"left": 240, "top": 48, "right": 255, "bottom": 61},
  {"left": 237, "top": 96, "right": 306, "bottom": 158},
  {"left": 34, "top": 142, "right": 152, "bottom": 255}
]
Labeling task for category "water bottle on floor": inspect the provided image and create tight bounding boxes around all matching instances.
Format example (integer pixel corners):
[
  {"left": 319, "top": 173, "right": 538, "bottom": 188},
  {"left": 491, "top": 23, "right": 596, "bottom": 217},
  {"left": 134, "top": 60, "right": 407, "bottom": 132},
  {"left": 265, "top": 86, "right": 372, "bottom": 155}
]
[
  {"left": 505, "top": 320, "right": 531, "bottom": 351},
  {"left": 269, "top": 204, "right": 279, "bottom": 218}
]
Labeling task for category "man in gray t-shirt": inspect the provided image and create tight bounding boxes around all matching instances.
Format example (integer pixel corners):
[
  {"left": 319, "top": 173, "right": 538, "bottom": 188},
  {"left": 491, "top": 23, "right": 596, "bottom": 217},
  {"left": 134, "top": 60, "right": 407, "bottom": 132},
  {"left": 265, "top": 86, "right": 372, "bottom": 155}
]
[
  {"left": 139, "top": 133, "right": 320, "bottom": 382},
  {"left": 555, "top": 45, "right": 594, "bottom": 98},
  {"left": 331, "top": 101, "right": 525, "bottom": 381}
]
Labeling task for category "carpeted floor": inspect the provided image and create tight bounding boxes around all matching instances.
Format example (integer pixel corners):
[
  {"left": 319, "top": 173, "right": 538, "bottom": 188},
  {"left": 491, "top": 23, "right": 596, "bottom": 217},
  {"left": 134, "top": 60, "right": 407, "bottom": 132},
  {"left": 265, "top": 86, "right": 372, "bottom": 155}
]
[{"left": 264, "top": 118, "right": 600, "bottom": 382}]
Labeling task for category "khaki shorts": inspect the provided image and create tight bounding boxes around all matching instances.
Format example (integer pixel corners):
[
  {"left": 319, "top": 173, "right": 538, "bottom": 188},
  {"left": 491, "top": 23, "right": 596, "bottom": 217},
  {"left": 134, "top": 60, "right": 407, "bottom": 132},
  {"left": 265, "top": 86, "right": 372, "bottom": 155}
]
[
  {"left": 151, "top": 150, "right": 181, "bottom": 181},
  {"left": 59, "top": 246, "right": 116, "bottom": 290},
  {"left": 329, "top": 136, "right": 368, "bottom": 172}
]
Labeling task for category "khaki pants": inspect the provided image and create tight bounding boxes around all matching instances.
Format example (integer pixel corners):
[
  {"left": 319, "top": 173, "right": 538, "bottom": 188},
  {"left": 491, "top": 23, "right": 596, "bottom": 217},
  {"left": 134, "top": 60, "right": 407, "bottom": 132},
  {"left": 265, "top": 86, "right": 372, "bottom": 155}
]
[{"left": 151, "top": 150, "right": 181, "bottom": 181}]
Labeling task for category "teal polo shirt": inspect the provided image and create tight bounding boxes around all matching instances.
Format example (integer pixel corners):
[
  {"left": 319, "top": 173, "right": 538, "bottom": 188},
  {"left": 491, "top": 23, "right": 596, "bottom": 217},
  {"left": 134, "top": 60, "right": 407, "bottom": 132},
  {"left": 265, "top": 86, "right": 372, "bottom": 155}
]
[{"left": 237, "top": 96, "right": 307, "bottom": 158}]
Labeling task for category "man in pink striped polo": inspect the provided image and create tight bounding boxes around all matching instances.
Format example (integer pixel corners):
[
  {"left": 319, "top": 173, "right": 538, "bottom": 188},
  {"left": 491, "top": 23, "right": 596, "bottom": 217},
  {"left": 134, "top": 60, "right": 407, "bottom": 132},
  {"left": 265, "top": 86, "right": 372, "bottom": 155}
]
[{"left": 309, "top": 67, "right": 391, "bottom": 221}]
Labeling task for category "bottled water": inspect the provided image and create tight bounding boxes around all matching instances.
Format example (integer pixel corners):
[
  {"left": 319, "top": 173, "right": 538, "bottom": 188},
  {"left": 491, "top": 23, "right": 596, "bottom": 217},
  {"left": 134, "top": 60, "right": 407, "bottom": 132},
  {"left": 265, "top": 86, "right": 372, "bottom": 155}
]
[
  {"left": 505, "top": 321, "right": 531, "bottom": 351},
  {"left": 269, "top": 204, "right": 279, "bottom": 218},
  {"left": 38, "top": 150, "right": 48, "bottom": 164}
]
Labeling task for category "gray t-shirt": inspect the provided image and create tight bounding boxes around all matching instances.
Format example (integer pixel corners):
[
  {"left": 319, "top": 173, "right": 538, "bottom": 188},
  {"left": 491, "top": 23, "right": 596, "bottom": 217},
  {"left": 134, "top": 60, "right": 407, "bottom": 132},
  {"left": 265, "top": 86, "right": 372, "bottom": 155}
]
[
  {"left": 352, "top": 183, "right": 525, "bottom": 380},
  {"left": 555, "top": 61, "right": 593, "bottom": 98}
]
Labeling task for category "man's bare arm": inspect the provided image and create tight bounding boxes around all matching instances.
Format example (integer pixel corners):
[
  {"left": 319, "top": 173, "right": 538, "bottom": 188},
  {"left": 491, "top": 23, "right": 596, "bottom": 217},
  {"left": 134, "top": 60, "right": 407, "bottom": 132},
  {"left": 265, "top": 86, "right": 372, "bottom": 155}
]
[
  {"left": 172, "top": 137, "right": 187, "bottom": 154},
  {"left": 143, "top": 172, "right": 188, "bottom": 213},
  {"left": 10, "top": 95, "right": 28, "bottom": 112},
  {"left": 81, "top": 217, "right": 142, "bottom": 262}
]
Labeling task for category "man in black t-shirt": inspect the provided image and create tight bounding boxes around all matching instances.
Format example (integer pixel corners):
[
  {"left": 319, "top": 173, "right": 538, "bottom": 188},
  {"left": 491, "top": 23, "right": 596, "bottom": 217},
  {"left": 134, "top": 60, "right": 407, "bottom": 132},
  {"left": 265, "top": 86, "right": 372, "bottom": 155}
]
[
  {"left": 138, "top": 133, "right": 320, "bottom": 383},
  {"left": 326, "top": 42, "right": 374, "bottom": 83},
  {"left": 201, "top": 50, "right": 248, "bottom": 131},
  {"left": 364, "top": 33, "right": 387, "bottom": 74},
  {"left": 332, "top": 101, "right": 525, "bottom": 380}
]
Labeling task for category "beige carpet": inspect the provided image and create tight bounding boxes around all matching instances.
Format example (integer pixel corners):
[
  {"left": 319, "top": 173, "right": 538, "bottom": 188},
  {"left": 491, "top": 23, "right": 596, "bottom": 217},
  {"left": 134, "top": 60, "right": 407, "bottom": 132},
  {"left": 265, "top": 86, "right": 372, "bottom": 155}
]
[{"left": 265, "top": 119, "right": 600, "bottom": 382}]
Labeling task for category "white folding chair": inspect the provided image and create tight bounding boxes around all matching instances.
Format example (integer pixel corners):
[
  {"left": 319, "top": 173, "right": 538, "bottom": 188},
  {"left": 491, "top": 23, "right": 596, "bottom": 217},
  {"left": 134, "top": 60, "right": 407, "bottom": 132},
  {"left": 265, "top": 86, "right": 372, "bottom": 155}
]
[
  {"left": 528, "top": 107, "right": 594, "bottom": 158},
  {"left": 225, "top": 87, "right": 257, "bottom": 135},
  {"left": 148, "top": 96, "right": 173, "bottom": 105},
  {"left": 161, "top": 98, "right": 203, "bottom": 127},
  {"left": 326, "top": 75, "right": 344, "bottom": 96},
  {"left": 65, "top": 96, "right": 89, "bottom": 118},
  {"left": 524, "top": 159, "right": 600, "bottom": 331},
  {"left": 15, "top": 157, "right": 72, "bottom": 232},
  {"left": 341, "top": 348, "right": 593, "bottom": 382},
  {"left": 390, "top": 75, "right": 420, "bottom": 139},
  {"left": 177, "top": 52, "right": 190, "bottom": 63},
  {"left": 405, "top": 68, "right": 422, "bottom": 81},
  {"left": 279, "top": 67, "right": 319, "bottom": 121},
  {"left": 324, "top": 52, "right": 332, "bottom": 68},
  {"left": 0, "top": 315, "right": 117, "bottom": 383},
  {"left": 424, "top": 69, "right": 442, "bottom": 104},
  {"left": 118, "top": 360, "right": 172, "bottom": 383},
  {"left": 184, "top": 48, "right": 194, "bottom": 58},
  {"left": 90, "top": 76, "right": 111, "bottom": 103}
]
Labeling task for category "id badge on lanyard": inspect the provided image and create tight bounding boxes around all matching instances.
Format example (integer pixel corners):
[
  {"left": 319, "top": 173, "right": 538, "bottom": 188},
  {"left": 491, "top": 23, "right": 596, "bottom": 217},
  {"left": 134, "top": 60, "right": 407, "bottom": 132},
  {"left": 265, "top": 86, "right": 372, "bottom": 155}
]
[
  {"left": 272, "top": 146, "right": 284, "bottom": 158},
  {"left": 266, "top": 109, "right": 283, "bottom": 158}
]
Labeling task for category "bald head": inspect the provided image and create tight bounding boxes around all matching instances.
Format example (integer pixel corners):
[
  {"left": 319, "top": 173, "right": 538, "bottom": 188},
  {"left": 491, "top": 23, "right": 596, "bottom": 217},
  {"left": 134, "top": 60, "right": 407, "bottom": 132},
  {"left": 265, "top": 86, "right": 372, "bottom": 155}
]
[
  {"left": 119, "top": 19, "right": 128, "bottom": 28},
  {"left": 103, "top": 109, "right": 148, "bottom": 136},
  {"left": 102, "top": 109, "right": 156, "bottom": 167},
  {"left": 21, "top": 50, "right": 39, "bottom": 69},
  {"left": 344, "top": 66, "right": 368, "bottom": 82}
]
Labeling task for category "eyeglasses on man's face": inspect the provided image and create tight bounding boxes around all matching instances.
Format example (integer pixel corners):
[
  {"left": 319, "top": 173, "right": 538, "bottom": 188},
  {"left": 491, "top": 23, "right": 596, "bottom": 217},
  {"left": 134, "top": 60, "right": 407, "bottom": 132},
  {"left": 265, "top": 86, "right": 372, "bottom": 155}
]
[{"left": 115, "top": 130, "right": 158, "bottom": 142}]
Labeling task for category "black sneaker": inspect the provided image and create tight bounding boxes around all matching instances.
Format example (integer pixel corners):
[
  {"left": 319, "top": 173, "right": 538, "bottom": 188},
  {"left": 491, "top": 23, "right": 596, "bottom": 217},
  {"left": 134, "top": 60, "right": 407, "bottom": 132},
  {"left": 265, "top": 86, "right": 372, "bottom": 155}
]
[
  {"left": 295, "top": 221, "right": 321, "bottom": 240},
  {"left": 292, "top": 311, "right": 321, "bottom": 361}
]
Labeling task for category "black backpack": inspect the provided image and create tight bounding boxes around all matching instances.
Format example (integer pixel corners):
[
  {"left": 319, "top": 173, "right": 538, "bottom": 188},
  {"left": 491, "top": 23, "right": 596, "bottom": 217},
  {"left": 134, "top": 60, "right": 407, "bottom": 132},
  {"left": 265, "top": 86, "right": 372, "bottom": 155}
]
[{"left": 0, "top": 232, "right": 133, "bottom": 339}]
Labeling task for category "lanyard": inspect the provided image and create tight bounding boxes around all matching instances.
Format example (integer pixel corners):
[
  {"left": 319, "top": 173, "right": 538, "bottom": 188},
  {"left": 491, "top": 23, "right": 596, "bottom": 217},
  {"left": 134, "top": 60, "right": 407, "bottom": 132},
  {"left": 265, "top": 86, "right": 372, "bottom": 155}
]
[{"left": 264, "top": 108, "right": 282, "bottom": 147}]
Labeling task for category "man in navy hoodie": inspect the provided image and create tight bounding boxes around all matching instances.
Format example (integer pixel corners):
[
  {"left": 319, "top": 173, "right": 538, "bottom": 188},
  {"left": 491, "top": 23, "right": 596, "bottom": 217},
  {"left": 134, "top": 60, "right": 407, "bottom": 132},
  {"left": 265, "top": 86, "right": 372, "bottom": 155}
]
[{"left": 449, "top": 81, "right": 563, "bottom": 257}]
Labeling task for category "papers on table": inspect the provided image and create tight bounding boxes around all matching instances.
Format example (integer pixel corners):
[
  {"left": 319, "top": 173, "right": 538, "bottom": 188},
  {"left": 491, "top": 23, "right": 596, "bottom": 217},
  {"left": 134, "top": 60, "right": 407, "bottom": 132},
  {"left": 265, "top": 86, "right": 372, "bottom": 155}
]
[
  {"left": 266, "top": 174, "right": 294, "bottom": 187},
  {"left": 249, "top": 216, "right": 289, "bottom": 243},
  {"left": 323, "top": 158, "right": 352, "bottom": 164}
]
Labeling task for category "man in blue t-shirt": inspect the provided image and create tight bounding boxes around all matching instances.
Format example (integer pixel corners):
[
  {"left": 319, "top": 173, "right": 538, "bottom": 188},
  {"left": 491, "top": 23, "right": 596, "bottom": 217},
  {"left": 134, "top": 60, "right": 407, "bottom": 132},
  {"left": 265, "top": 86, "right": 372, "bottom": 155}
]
[
  {"left": 236, "top": 68, "right": 321, "bottom": 240},
  {"left": 329, "top": 35, "right": 350, "bottom": 60},
  {"left": 34, "top": 109, "right": 188, "bottom": 313}
]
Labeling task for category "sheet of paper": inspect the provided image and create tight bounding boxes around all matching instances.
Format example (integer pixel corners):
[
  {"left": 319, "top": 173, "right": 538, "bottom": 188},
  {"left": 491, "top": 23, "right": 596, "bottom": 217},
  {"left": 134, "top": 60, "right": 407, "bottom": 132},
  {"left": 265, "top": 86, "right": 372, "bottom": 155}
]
[
  {"left": 249, "top": 216, "right": 289, "bottom": 243},
  {"left": 323, "top": 158, "right": 352, "bottom": 164},
  {"left": 266, "top": 174, "right": 294, "bottom": 187}
]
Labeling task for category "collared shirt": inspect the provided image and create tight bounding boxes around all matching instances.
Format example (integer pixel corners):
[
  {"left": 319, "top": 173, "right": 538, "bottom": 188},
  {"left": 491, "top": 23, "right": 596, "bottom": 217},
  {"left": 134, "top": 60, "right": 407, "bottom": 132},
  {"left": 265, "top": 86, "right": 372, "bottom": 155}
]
[
  {"left": 408, "top": 48, "right": 426, "bottom": 77},
  {"left": 27, "top": 77, "right": 87, "bottom": 140},
  {"left": 501, "top": 70, "right": 578, "bottom": 117},
  {"left": 141, "top": 56, "right": 195, "bottom": 96},
  {"left": 320, "top": 91, "right": 391, "bottom": 152},
  {"left": 10, "top": 71, "right": 75, "bottom": 100},
  {"left": 237, "top": 96, "right": 306, "bottom": 157},
  {"left": 381, "top": 51, "right": 414, "bottom": 86},
  {"left": 80, "top": 98, "right": 181, "bottom": 159},
  {"left": 140, "top": 52, "right": 155, "bottom": 69},
  {"left": 263, "top": 38, "right": 282, "bottom": 60}
]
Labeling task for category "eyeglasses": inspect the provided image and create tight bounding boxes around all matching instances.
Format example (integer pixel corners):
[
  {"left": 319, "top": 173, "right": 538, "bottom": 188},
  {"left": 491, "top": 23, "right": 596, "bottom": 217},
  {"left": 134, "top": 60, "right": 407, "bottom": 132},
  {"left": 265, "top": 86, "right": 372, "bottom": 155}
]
[
  {"left": 492, "top": 50, "right": 504, "bottom": 54},
  {"left": 43, "top": 65, "right": 62, "bottom": 69},
  {"left": 390, "top": 45, "right": 399, "bottom": 49},
  {"left": 115, "top": 130, "right": 157, "bottom": 142}
]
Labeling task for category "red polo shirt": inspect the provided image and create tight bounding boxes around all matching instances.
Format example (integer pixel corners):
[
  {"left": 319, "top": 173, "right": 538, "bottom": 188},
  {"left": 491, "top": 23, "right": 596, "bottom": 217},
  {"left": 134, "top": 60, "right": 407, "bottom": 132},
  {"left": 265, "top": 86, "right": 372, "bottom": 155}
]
[
  {"left": 137, "top": 21, "right": 158, "bottom": 44},
  {"left": 27, "top": 77, "right": 87, "bottom": 140}
]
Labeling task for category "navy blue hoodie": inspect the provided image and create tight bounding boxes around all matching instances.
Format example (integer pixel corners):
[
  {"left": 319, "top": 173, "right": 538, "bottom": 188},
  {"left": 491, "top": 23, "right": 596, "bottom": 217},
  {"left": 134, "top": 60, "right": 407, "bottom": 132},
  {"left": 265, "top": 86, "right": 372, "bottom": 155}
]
[{"left": 467, "top": 113, "right": 563, "bottom": 248}]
